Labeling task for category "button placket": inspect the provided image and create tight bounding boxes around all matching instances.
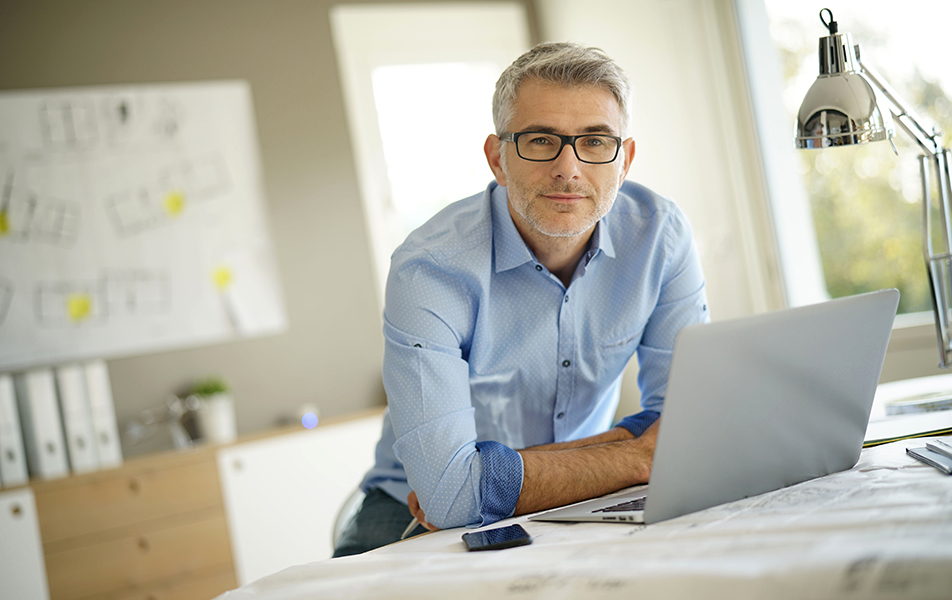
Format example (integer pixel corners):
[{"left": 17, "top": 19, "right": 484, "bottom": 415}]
[{"left": 554, "top": 284, "right": 576, "bottom": 438}]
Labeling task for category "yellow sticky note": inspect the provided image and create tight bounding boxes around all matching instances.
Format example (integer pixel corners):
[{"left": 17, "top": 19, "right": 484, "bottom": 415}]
[
  {"left": 66, "top": 294, "right": 93, "bottom": 322},
  {"left": 163, "top": 190, "right": 186, "bottom": 216},
  {"left": 212, "top": 266, "right": 234, "bottom": 291},
  {"left": 0, "top": 210, "right": 8, "bottom": 236}
]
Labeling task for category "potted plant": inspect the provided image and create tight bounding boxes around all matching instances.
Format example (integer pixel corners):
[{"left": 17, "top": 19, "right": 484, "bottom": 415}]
[{"left": 190, "top": 376, "right": 237, "bottom": 444}]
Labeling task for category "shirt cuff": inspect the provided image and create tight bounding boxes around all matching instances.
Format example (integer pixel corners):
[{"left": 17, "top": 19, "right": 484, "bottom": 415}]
[
  {"left": 474, "top": 440, "right": 523, "bottom": 526},
  {"left": 614, "top": 410, "right": 661, "bottom": 437}
]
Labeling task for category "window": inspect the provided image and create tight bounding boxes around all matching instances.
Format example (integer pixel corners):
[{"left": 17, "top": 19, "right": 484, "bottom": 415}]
[
  {"left": 371, "top": 62, "right": 501, "bottom": 234},
  {"left": 330, "top": 3, "right": 530, "bottom": 308},
  {"left": 754, "top": 0, "right": 952, "bottom": 315}
]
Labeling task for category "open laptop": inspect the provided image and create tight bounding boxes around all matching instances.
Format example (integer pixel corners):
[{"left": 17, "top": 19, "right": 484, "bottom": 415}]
[{"left": 529, "top": 289, "right": 900, "bottom": 526}]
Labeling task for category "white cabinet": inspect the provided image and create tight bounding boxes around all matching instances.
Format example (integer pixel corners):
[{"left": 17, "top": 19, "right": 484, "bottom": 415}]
[
  {"left": 0, "top": 487, "right": 50, "bottom": 600},
  {"left": 217, "top": 410, "right": 383, "bottom": 585}
]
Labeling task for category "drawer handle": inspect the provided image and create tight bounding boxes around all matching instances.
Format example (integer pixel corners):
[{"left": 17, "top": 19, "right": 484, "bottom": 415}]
[
  {"left": 138, "top": 536, "right": 150, "bottom": 552},
  {"left": 129, "top": 478, "right": 141, "bottom": 494},
  {"left": 10, "top": 504, "right": 21, "bottom": 518}
]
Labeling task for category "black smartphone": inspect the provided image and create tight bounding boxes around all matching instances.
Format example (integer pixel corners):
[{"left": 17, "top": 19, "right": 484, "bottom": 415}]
[{"left": 461, "top": 524, "right": 532, "bottom": 551}]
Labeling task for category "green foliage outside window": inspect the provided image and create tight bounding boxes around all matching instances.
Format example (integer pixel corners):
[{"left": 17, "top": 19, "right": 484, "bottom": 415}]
[{"left": 802, "top": 142, "right": 930, "bottom": 314}]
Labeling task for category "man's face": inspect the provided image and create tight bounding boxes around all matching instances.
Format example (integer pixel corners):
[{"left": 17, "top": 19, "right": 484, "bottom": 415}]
[{"left": 486, "top": 79, "right": 635, "bottom": 242}]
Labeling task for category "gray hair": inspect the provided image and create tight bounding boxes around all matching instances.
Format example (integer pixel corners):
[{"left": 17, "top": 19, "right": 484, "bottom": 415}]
[{"left": 492, "top": 42, "right": 632, "bottom": 136}]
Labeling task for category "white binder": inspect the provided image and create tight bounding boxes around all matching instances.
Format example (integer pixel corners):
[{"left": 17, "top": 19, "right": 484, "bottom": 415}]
[
  {"left": 55, "top": 365, "right": 100, "bottom": 474},
  {"left": 14, "top": 370, "right": 69, "bottom": 480},
  {"left": 83, "top": 361, "right": 122, "bottom": 469},
  {"left": 0, "top": 375, "right": 29, "bottom": 487}
]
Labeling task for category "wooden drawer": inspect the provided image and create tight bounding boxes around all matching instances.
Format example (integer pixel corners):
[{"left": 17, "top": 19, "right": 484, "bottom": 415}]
[
  {"left": 45, "top": 507, "right": 233, "bottom": 600},
  {"left": 107, "top": 566, "right": 237, "bottom": 600},
  {"left": 33, "top": 452, "right": 224, "bottom": 545}
]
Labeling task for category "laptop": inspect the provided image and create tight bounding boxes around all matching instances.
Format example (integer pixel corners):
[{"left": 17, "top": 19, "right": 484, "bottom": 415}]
[{"left": 529, "top": 289, "right": 899, "bottom": 526}]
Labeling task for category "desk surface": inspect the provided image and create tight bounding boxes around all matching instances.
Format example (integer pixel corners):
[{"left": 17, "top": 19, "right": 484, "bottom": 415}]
[{"left": 219, "top": 436, "right": 952, "bottom": 600}]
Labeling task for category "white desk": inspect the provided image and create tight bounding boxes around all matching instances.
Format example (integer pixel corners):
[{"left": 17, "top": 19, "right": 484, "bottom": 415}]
[{"left": 217, "top": 437, "right": 952, "bottom": 600}]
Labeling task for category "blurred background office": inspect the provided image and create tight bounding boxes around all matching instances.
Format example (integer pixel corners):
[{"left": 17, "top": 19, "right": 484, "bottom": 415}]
[
  {"left": 2, "top": 0, "right": 949, "bottom": 455},
  {"left": 5, "top": 1, "right": 952, "bottom": 597}
]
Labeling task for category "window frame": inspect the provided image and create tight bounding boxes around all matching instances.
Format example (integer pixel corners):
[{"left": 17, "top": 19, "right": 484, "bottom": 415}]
[{"left": 329, "top": 3, "right": 530, "bottom": 311}]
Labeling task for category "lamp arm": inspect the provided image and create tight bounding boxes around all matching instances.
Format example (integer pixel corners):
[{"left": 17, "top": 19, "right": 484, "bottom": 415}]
[
  {"left": 858, "top": 49, "right": 952, "bottom": 368},
  {"left": 858, "top": 52, "right": 940, "bottom": 155}
]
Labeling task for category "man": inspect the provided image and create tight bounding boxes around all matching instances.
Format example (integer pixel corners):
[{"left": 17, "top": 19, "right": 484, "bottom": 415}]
[{"left": 333, "top": 42, "right": 709, "bottom": 557}]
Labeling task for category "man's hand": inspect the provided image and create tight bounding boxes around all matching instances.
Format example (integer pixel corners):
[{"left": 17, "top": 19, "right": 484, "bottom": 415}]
[
  {"left": 513, "top": 420, "right": 659, "bottom": 517},
  {"left": 407, "top": 491, "right": 439, "bottom": 531}
]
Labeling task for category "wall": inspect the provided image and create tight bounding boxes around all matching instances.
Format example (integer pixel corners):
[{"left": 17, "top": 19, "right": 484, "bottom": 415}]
[{"left": 0, "top": 0, "right": 533, "bottom": 454}]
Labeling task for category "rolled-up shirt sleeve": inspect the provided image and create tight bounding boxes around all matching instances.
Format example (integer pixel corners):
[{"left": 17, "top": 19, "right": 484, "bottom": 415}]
[
  {"left": 383, "top": 256, "right": 524, "bottom": 529},
  {"left": 614, "top": 410, "right": 661, "bottom": 437}
]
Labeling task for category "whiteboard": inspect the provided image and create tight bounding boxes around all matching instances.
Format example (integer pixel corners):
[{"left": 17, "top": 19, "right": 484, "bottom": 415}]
[{"left": 0, "top": 81, "right": 286, "bottom": 371}]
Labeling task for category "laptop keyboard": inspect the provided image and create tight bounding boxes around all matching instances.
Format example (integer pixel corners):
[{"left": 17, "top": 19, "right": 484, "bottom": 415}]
[{"left": 592, "top": 496, "right": 647, "bottom": 513}]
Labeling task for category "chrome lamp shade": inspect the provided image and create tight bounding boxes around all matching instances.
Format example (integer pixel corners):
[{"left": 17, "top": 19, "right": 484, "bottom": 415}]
[
  {"left": 795, "top": 30, "right": 894, "bottom": 148},
  {"left": 795, "top": 73, "right": 894, "bottom": 148}
]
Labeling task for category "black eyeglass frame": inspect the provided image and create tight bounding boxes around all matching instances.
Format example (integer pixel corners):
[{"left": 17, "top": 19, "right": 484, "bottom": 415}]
[{"left": 500, "top": 131, "right": 623, "bottom": 164}]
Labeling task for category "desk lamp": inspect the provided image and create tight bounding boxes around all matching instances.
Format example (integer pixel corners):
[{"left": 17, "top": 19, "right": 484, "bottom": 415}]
[{"left": 795, "top": 8, "right": 952, "bottom": 367}]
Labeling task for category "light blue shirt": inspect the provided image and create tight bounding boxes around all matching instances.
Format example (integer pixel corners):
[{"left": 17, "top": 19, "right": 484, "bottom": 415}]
[{"left": 361, "top": 180, "right": 709, "bottom": 529}]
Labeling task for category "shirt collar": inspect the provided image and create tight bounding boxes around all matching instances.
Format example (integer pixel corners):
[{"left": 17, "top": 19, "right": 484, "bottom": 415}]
[
  {"left": 492, "top": 184, "right": 535, "bottom": 273},
  {"left": 491, "top": 183, "right": 618, "bottom": 273},
  {"left": 591, "top": 216, "right": 616, "bottom": 260}
]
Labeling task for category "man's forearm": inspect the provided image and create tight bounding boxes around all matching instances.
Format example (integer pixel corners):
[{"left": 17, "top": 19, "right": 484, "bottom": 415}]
[
  {"left": 513, "top": 422, "right": 657, "bottom": 516},
  {"left": 523, "top": 426, "right": 634, "bottom": 452}
]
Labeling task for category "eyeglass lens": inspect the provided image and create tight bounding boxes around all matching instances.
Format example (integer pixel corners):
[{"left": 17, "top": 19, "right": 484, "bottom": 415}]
[{"left": 516, "top": 133, "right": 619, "bottom": 163}]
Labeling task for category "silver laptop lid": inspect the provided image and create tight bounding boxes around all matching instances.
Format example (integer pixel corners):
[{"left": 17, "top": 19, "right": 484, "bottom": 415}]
[{"left": 643, "top": 289, "right": 899, "bottom": 524}]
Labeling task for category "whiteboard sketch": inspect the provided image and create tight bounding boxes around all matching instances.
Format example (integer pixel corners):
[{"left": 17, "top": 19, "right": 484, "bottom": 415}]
[
  {"left": 2, "top": 172, "right": 80, "bottom": 246},
  {"left": 0, "top": 277, "right": 12, "bottom": 326},
  {"left": 104, "top": 152, "right": 230, "bottom": 236},
  {"left": 0, "top": 81, "right": 286, "bottom": 371}
]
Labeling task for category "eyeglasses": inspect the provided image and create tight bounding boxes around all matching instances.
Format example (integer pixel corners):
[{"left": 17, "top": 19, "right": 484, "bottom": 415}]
[{"left": 501, "top": 131, "right": 622, "bottom": 164}]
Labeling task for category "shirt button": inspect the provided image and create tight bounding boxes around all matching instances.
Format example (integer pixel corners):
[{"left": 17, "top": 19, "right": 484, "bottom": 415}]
[
  {"left": 562, "top": 360, "right": 571, "bottom": 367},
  {"left": 556, "top": 412, "right": 565, "bottom": 419},
  {"left": 563, "top": 295, "right": 569, "bottom": 303},
  {"left": 535, "top": 264, "right": 543, "bottom": 271}
]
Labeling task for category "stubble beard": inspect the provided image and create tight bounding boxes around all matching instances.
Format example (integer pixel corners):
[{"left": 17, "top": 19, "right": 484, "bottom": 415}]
[
  {"left": 500, "top": 145, "right": 620, "bottom": 239},
  {"left": 509, "top": 182, "right": 614, "bottom": 238}
]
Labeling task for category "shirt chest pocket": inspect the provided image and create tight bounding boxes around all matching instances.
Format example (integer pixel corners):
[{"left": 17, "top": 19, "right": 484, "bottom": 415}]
[
  {"left": 593, "top": 327, "right": 644, "bottom": 387},
  {"left": 599, "top": 326, "right": 644, "bottom": 355}
]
